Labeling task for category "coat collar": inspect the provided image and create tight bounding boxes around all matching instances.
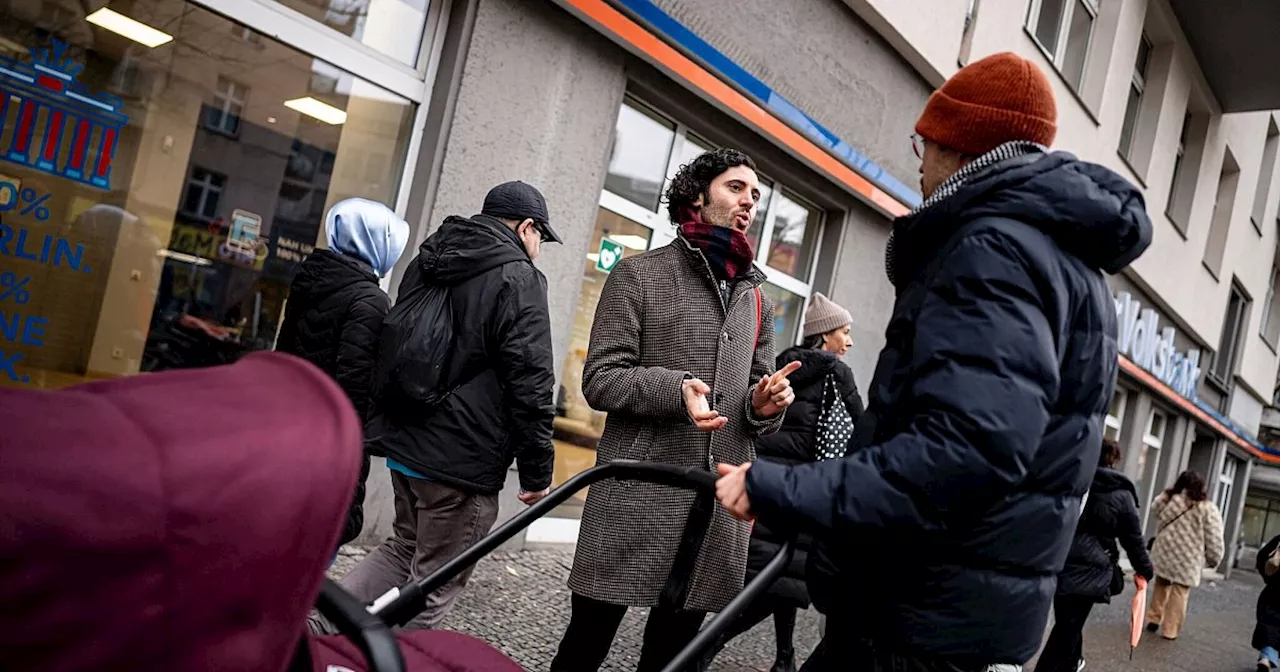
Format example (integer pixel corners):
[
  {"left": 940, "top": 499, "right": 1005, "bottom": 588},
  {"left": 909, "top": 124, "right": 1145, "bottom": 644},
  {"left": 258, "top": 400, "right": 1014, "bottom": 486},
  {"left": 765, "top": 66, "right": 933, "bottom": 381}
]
[{"left": 674, "top": 230, "right": 766, "bottom": 288}]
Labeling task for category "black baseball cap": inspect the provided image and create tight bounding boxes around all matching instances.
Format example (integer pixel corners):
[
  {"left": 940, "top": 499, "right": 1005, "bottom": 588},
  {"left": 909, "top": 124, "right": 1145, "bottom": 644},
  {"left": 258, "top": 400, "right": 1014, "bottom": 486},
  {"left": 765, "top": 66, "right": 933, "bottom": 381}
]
[{"left": 480, "top": 181, "right": 562, "bottom": 244}]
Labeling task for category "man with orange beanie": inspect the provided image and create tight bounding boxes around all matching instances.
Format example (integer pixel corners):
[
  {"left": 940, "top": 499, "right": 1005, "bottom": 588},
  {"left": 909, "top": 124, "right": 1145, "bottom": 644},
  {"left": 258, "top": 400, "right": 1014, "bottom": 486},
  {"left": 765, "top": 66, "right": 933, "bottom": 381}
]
[{"left": 712, "top": 52, "right": 1153, "bottom": 670}]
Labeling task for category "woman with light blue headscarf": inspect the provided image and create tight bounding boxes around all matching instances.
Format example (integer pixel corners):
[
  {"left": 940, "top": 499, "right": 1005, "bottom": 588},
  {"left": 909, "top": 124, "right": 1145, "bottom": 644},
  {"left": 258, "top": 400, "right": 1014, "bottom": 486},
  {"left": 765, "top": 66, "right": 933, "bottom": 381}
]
[{"left": 277, "top": 197, "right": 409, "bottom": 547}]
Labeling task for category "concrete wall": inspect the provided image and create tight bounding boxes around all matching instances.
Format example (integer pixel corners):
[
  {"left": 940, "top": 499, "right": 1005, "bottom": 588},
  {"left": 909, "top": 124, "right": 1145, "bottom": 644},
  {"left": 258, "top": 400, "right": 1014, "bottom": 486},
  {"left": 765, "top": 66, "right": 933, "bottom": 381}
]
[{"left": 651, "top": 0, "right": 932, "bottom": 191}]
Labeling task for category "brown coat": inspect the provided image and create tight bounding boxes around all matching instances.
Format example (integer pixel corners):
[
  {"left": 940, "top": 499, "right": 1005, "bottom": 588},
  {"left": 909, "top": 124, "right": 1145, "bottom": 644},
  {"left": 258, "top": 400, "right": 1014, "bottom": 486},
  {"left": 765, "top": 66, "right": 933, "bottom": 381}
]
[{"left": 567, "top": 234, "right": 782, "bottom": 612}]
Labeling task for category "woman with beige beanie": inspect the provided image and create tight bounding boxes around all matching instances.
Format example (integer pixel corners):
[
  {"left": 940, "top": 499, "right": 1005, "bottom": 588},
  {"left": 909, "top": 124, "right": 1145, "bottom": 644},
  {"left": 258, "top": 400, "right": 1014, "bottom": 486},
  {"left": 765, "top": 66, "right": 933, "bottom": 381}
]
[{"left": 698, "top": 293, "right": 863, "bottom": 672}]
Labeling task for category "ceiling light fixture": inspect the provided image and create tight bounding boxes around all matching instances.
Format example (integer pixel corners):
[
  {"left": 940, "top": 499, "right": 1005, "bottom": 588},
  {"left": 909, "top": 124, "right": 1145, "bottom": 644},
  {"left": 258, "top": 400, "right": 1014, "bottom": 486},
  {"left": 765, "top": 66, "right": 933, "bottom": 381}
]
[
  {"left": 86, "top": 8, "right": 174, "bottom": 48},
  {"left": 283, "top": 97, "right": 347, "bottom": 125}
]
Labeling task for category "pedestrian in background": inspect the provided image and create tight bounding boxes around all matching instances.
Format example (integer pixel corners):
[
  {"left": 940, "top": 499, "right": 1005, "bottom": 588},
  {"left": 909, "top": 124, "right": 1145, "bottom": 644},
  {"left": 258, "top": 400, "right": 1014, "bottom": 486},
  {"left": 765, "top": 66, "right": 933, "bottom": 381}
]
[
  {"left": 1254, "top": 533, "right": 1280, "bottom": 670},
  {"left": 275, "top": 197, "right": 409, "bottom": 548},
  {"left": 1146, "top": 470, "right": 1225, "bottom": 641},
  {"left": 697, "top": 293, "right": 864, "bottom": 672},
  {"left": 1036, "top": 438, "right": 1153, "bottom": 672},
  {"left": 335, "top": 181, "right": 561, "bottom": 631},
  {"left": 714, "top": 51, "right": 1152, "bottom": 672},
  {"left": 551, "top": 148, "right": 800, "bottom": 672}
]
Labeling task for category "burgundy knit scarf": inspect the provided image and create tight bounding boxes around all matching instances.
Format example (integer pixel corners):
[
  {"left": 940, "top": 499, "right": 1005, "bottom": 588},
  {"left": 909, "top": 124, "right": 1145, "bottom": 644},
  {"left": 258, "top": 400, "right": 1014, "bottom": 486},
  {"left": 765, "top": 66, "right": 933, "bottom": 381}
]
[{"left": 678, "top": 207, "right": 756, "bottom": 281}]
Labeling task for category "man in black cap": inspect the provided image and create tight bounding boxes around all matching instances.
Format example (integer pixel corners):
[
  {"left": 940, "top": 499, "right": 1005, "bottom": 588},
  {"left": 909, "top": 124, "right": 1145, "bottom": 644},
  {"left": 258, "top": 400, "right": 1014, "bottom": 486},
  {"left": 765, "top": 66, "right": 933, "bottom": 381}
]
[{"left": 333, "top": 180, "right": 561, "bottom": 630}]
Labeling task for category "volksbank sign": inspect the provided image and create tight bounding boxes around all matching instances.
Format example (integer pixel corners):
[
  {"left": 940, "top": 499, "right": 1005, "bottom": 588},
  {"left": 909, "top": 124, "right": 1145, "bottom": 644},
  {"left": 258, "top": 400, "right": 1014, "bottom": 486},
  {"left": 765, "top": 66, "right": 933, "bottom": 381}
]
[{"left": 1114, "top": 292, "right": 1202, "bottom": 401}]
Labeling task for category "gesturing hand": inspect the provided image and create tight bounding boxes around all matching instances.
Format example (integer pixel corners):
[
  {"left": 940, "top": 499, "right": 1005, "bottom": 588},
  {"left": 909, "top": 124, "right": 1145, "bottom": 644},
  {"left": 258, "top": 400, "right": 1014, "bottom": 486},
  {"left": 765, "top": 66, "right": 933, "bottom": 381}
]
[
  {"left": 715, "top": 462, "right": 754, "bottom": 521},
  {"left": 683, "top": 377, "right": 727, "bottom": 432},
  {"left": 751, "top": 361, "right": 802, "bottom": 419}
]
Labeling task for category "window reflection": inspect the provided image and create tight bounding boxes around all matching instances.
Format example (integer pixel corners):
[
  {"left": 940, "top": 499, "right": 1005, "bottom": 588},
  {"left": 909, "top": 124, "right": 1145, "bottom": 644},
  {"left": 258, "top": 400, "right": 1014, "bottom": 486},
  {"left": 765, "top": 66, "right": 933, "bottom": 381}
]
[
  {"left": 761, "top": 282, "right": 804, "bottom": 349},
  {"left": 269, "top": 0, "right": 428, "bottom": 66},
  {"left": 0, "top": 0, "right": 414, "bottom": 389},
  {"left": 767, "top": 191, "right": 820, "bottom": 280},
  {"left": 604, "top": 102, "right": 674, "bottom": 212}
]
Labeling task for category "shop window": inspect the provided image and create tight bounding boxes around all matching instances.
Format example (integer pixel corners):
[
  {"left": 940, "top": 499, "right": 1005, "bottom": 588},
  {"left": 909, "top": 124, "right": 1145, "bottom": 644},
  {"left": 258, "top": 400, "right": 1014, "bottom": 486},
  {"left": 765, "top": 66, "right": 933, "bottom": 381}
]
[
  {"left": 1026, "top": 0, "right": 1097, "bottom": 91},
  {"left": 1136, "top": 408, "right": 1166, "bottom": 499},
  {"left": 1242, "top": 495, "right": 1280, "bottom": 547},
  {"left": 605, "top": 101, "right": 675, "bottom": 214},
  {"left": 1211, "top": 282, "right": 1250, "bottom": 385},
  {"left": 0, "top": 0, "right": 413, "bottom": 389},
  {"left": 205, "top": 77, "right": 247, "bottom": 136},
  {"left": 762, "top": 283, "right": 805, "bottom": 349},
  {"left": 767, "top": 190, "right": 821, "bottom": 282},
  {"left": 269, "top": 0, "right": 427, "bottom": 66},
  {"left": 1105, "top": 388, "right": 1127, "bottom": 442},
  {"left": 1118, "top": 34, "right": 1152, "bottom": 163},
  {"left": 182, "top": 168, "right": 227, "bottom": 221}
]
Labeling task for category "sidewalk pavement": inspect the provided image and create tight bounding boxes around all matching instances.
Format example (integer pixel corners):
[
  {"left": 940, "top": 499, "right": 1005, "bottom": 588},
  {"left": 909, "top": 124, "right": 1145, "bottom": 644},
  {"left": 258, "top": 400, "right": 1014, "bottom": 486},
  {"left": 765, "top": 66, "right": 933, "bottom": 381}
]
[{"left": 331, "top": 545, "right": 1265, "bottom": 672}]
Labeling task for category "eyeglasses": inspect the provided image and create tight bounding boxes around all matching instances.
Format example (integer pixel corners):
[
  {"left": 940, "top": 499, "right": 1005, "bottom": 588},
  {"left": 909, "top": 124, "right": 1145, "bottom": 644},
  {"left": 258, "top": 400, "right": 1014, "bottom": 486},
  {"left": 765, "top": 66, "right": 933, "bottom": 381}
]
[{"left": 911, "top": 133, "right": 925, "bottom": 160}]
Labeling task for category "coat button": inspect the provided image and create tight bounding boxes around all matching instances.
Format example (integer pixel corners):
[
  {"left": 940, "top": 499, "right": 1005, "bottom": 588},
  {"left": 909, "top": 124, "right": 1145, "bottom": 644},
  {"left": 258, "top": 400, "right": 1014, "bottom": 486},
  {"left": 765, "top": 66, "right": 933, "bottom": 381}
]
[
  {"left": 715, "top": 392, "right": 724, "bottom": 404},
  {"left": 722, "top": 332, "right": 731, "bottom": 342}
]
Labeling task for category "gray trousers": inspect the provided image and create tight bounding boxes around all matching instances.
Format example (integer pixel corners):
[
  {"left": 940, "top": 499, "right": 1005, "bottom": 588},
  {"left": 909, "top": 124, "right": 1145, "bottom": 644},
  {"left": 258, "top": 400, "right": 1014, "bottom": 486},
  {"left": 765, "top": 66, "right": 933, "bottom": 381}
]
[{"left": 336, "top": 471, "right": 500, "bottom": 630}]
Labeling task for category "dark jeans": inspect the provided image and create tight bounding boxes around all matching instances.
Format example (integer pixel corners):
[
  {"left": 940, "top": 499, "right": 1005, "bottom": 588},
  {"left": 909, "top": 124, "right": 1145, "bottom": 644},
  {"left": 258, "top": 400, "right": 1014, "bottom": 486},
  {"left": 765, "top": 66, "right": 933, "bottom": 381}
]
[
  {"left": 800, "top": 634, "right": 1012, "bottom": 672},
  {"left": 696, "top": 599, "right": 797, "bottom": 670},
  {"left": 1035, "top": 595, "right": 1094, "bottom": 672},
  {"left": 551, "top": 593, "right": 707, "bottom": 672}
]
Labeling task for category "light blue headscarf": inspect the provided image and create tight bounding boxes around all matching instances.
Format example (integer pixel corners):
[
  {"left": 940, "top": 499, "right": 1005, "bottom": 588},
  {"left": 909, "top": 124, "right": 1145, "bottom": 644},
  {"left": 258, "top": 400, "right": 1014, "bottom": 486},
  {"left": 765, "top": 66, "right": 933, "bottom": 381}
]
[{"left": 324, "top": 198, "right": 410, "bottom": 277}]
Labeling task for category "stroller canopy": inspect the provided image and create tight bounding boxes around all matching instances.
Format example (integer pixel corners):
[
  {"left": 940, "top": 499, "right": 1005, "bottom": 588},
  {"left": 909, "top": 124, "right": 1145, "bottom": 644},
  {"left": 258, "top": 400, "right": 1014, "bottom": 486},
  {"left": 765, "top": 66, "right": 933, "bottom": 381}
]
[{"left": 0, "top": 353, "right": 363, "bottom": 671}]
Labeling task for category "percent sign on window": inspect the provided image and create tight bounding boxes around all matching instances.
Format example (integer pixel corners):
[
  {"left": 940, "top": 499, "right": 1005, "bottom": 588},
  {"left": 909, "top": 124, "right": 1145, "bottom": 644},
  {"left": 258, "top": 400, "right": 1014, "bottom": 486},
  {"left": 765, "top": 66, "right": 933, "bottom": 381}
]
[
  {"left": 0, "top": 184, "right": 52, "bottom": 221},
  {"left": 0, "top": 273, "right": 32, "bottom": 304}
]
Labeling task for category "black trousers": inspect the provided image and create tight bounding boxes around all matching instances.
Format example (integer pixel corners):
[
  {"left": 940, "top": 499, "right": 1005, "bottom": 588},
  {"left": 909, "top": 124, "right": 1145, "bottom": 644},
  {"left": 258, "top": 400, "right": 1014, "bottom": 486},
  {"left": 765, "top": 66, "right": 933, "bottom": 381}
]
[
  {"left": 1035, "top": 594, "right": 1095, "bottom": 672},
  {"left": 696, "top": 599, "right": 797, "bottom": 670},
  {"left": 551, "top": 592, "right": 707, "bottom": 672}
]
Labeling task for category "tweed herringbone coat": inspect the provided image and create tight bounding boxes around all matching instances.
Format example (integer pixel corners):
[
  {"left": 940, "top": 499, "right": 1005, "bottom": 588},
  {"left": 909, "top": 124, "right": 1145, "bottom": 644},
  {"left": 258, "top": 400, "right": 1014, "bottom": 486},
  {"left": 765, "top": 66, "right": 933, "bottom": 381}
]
[
  {"left": 1150, "top": 491, "right": 1224, "bottom": 587},
  {"left": 567, "top": 234, "right": 783, "bottom": 613}
]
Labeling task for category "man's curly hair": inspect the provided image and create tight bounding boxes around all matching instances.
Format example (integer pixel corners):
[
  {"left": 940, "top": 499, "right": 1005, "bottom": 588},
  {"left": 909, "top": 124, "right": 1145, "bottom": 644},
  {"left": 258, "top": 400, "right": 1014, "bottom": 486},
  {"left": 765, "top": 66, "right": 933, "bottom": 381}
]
[{"left": 663, "top": 147, "right": 757, "bottom": 223}]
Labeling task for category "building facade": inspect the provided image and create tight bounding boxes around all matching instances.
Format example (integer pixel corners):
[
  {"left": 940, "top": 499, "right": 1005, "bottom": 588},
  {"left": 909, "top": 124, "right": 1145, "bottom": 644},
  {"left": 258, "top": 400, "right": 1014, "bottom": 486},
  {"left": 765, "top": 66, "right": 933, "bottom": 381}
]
[{"left": 1, "top": 0, "right": 1278, "bottom": 557}]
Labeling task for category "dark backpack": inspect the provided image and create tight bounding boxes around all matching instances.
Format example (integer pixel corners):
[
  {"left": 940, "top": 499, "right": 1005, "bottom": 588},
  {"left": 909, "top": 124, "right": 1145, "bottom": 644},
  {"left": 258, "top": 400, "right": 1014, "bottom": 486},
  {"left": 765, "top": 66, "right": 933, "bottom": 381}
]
[{"left": 372, "top": 280, "right": 457, "bottom": 406}]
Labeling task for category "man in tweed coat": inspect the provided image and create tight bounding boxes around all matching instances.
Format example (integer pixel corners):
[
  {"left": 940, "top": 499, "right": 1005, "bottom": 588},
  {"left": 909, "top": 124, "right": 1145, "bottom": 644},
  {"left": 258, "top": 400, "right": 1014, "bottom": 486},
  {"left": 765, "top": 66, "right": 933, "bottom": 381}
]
[{"left": 551, "top": 148, "right": 800, "bottom": 672}]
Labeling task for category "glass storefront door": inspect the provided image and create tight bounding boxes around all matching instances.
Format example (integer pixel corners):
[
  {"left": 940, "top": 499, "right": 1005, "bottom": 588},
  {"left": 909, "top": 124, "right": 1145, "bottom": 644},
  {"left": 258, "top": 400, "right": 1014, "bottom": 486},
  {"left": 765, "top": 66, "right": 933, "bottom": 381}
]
[{"left": 0, "top": 0, "right": 415, "bottom": 389}]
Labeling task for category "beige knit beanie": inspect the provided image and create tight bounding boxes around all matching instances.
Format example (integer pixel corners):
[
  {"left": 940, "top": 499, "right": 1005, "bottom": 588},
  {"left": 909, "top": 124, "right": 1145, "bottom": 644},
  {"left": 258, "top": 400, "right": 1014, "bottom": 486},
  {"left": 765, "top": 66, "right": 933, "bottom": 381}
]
[{"left": 803, "top": 293, "right": 852, "bottom": 338}]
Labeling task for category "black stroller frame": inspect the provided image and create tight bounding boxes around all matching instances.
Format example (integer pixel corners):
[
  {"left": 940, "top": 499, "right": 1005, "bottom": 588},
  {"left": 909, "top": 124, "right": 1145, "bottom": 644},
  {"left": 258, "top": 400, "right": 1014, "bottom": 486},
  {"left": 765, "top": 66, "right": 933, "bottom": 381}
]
[{"left": 316, "top": 460, "right": 795, "bottom": 672}]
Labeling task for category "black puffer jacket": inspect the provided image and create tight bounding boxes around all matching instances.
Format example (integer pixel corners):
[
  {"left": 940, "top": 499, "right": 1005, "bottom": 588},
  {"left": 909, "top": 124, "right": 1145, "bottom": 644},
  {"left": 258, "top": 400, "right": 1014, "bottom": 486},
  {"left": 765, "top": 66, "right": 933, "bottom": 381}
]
[
  {"left": 747, "top": 346, "right": 863, "bottom": 607},
  {"left": 1254, "top": 534, "right": 1280, "bottom": 649},
  {"left": 1057, "top": 467, "right": 1154, "bottom": 602},
  {"left": 276, "top": 248, "right": 388, "bottom": 544},
  {"left": 367, "top": 214, "right": 555, "bottom": 495},
  {"left": 746, "top": 151, "right": 1152, "bottom": 666}
]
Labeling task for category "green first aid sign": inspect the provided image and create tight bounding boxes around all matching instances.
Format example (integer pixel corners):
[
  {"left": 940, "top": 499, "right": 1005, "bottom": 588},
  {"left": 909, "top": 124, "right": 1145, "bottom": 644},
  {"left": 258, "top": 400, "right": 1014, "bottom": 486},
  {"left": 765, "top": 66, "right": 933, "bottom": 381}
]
[{"left": 596, "top": 238, "right": 623, "bottom": 273}]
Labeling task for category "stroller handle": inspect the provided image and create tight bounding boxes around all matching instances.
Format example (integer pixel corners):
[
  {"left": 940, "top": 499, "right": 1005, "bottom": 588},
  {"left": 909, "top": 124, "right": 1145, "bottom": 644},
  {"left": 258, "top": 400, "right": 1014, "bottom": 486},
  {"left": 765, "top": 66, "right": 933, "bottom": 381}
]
[
  {"left": 368, "top": 459, "right": 794, "bottom": 672},
  {"left": 370, "top": 459, "right": 720, "bottom": 625}
]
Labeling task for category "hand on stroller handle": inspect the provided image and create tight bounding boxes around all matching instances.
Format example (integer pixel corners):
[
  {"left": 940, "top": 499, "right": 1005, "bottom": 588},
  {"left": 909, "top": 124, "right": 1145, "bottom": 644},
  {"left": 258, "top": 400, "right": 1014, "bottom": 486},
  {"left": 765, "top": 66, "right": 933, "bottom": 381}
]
[{"left": 322, "top": 459, "right": 794, "bottom": 672}]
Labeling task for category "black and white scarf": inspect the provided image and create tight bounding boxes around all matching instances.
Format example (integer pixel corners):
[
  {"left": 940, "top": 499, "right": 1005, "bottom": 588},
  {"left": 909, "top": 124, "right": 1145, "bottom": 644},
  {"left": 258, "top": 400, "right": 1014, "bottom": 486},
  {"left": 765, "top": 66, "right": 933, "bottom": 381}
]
[{"left": 885, "top": 141, "right": 1047, "bottom": 283}]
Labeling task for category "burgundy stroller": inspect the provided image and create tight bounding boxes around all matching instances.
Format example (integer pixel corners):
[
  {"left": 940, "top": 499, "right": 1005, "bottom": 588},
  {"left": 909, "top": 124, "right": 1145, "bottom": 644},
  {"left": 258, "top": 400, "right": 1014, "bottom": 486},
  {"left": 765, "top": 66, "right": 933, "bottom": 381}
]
[{"left": 0, "top": 353, "right": 790, "bottom": 672}]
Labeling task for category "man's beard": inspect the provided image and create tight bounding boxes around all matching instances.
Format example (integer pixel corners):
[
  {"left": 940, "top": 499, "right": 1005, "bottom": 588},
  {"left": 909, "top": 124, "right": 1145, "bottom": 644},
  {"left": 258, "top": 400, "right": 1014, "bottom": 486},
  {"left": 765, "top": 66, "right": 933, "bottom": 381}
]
[{"left": 700, "top": 198, "right": 746, "bottom": 232}]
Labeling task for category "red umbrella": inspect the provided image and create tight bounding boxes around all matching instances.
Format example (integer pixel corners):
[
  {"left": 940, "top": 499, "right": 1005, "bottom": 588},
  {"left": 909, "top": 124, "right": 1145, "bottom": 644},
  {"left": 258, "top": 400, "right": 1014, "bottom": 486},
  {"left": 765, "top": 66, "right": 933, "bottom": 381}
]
[{"left": 1130, "top": 575, "right": 1149, "bottom": 659}]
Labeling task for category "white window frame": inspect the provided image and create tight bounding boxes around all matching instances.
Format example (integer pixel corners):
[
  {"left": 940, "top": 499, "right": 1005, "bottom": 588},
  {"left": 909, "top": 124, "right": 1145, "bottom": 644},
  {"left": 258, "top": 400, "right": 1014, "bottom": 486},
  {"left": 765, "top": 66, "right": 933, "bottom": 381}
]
[
  {"left": 598, "top": 96, "right": 827, "bottom": 347},
  {"left": 207, "top": 76, "right": 247, "bottom": 135},
  {"left": 183, "top": 168, "right": 227, "bottom": 220},
  {"left": 1262, "top": 262, "right": 1279, "bottom": 345},
  {"left": 1143, "top": 409, "right": 1166, "bottom": 449},
  {"left": 1119, "top": 34, "right": 1152, "bottom": 161},
  {"left": 1105, "top": 388, "right": 1127, "bottom": 440},
  {"left": 1025, "top": 0, "right": 1098, "bottom": 89},
  {"left": 1218, "top": 455, "right": 1239, "bottom": 514}
]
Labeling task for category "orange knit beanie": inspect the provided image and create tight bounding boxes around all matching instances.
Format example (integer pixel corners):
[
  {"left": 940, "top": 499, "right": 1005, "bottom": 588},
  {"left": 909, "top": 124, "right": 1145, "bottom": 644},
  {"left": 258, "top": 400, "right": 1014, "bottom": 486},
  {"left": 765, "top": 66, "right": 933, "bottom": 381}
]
[{"left": 915, "top": 52, "right": 1058, "bottom": 156}]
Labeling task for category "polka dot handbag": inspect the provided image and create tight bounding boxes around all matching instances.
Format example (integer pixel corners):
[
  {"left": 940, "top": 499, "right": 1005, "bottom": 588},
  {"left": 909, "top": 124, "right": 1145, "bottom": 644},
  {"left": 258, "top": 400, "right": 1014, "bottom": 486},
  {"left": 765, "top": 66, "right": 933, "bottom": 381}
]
[{"left": 814, "top": 373, "right": 854, "bottom": 461}]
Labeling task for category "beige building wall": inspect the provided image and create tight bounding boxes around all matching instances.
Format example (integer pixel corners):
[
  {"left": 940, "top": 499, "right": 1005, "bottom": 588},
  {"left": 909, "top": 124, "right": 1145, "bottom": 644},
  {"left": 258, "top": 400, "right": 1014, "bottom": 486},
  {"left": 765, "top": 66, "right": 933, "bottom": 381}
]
[{"left": 845, "top": 0, "right": 1280, "bottom": 416}]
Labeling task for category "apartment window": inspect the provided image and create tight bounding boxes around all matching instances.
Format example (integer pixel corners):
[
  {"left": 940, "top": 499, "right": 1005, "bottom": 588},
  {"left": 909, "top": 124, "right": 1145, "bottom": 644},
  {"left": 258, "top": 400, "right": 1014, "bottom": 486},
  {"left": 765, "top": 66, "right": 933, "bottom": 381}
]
[
  {"left": 205, "top": 77, "right": 246, "bottom": 136},
  {"left": 1242, "top": 495, "right": 1280, "bottom": 547},
  {"left": 1119, "top": 34, "right": 1153, "bottom": 162},
  {"left": 1251, "top": 120, "right": 1280, "bottom": 234},
  {"left": 1211, "top": 282, "right": 1250, "bottom": 384},
  {"left": 181, "top": 168, "right": 227, "bottom": 220},
  {"left": 1105, "top": 388, "right": 1128, "bottom": 442},
  {"left": 1026, "top": 0, "right": 1097, "bottom": 90},
  {"left": 1203, "top": 150, "right": 1241, "bottom": 279},
  {"left": 1168, "top": 112, "right": 1208, "bottom": 235},
  {"left": 1265, "top": 257, "right": 1280, "bottom": 349}
]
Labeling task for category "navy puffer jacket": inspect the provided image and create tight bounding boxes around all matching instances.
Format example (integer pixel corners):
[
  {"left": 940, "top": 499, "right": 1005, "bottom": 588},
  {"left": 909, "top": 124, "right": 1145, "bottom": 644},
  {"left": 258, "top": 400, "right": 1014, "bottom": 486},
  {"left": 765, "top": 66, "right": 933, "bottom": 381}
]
[{"left": 745, "top": 151, "right": 1152, "bottom": 666}]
